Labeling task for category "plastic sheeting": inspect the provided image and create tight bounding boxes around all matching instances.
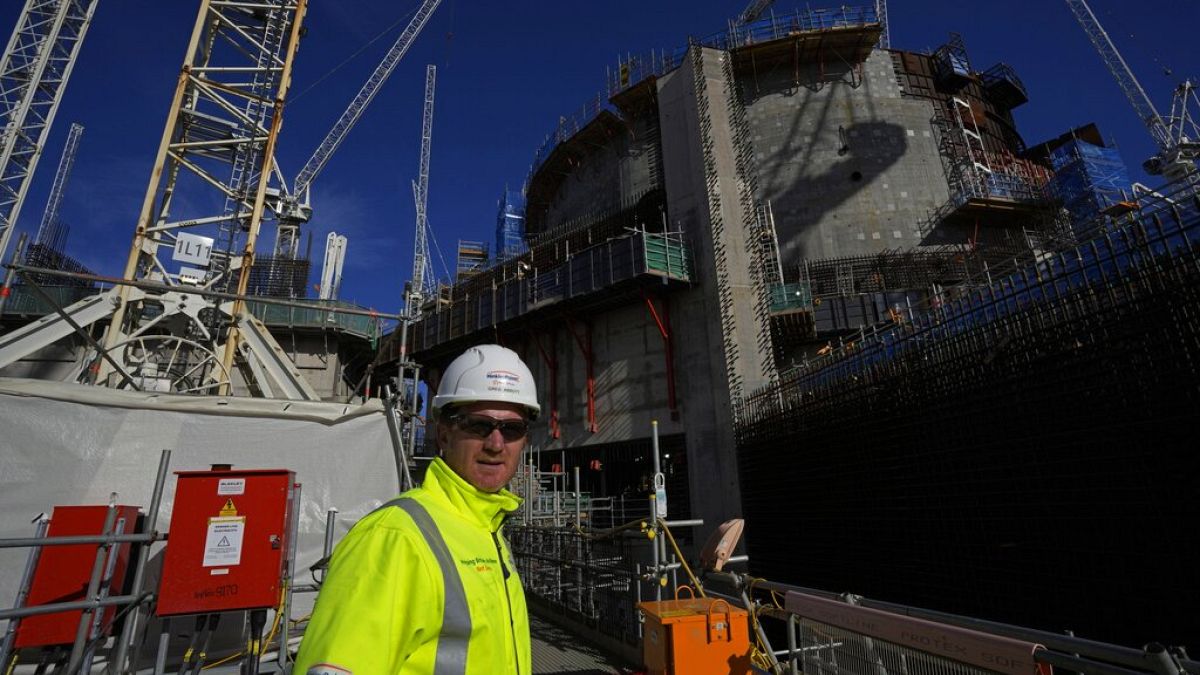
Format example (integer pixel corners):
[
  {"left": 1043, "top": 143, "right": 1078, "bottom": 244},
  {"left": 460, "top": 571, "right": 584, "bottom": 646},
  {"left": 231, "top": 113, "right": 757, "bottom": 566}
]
[{"left": 0, "top": 377, "right": 400, "bottom": 625}]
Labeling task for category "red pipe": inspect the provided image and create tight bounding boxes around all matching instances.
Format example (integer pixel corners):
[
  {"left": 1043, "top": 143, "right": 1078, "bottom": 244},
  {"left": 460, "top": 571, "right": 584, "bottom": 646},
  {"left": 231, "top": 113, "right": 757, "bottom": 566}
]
[
  {"left": 642, "top": 293, "right": 678, "bottom": 420},
  {"left": 529, "top": 330, "right": 560, "bottom": 439},
  {"left": 565, "top": 317, "right": 597, "bottom": 433}
]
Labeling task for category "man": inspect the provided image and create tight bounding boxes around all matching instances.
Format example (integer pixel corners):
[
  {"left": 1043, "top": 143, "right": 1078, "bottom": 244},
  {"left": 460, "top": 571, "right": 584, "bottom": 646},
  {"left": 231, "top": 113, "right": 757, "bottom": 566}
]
[{"left": 295, "top": 344, "right": 538, "bottom": 674}]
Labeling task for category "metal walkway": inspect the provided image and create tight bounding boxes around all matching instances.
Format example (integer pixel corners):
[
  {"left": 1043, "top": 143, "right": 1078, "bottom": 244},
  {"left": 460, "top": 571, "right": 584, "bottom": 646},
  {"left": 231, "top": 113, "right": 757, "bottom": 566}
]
[{"left": 530, "top": 614, "right": 631, "bottom": 675}]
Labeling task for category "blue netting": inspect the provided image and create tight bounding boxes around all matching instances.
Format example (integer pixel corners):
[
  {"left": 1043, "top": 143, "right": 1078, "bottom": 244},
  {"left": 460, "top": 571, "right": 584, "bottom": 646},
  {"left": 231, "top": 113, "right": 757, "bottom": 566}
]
[
  {"left": 496, "top": 191, "right": 527, "bottom": 261},
  {"left": 1049, "top": 140, "right": 1133, "bottom": 238}
]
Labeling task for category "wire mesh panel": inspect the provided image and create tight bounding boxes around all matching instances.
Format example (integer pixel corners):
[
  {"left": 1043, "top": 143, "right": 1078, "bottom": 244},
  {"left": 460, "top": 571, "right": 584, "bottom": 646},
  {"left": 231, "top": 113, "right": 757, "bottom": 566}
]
[
  {"left": 794, "top": 618, "right": 1021, "bottom": 675},
  {"left": 508, "top": 526, "right": 645, "bottom": 647}
]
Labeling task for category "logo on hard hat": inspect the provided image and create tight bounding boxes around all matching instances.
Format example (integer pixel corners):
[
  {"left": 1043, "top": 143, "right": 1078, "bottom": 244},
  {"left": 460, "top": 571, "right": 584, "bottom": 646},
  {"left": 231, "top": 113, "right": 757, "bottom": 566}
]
[{"left": 485, "top": 369, "right": 521, "bottom": 393}]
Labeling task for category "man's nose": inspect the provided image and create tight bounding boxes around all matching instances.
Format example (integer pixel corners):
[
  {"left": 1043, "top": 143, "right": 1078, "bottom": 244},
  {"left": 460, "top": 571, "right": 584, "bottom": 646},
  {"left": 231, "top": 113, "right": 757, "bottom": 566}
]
[{"left": 483, "top": 428, "right": 506, "bottom": 450}]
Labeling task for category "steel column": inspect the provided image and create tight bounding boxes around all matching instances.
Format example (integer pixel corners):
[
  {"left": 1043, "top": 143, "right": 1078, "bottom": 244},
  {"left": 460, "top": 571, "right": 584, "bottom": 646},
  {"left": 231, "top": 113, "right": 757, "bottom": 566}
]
[
  {"left": 564, "top": 317, "right": 597, "bottom": 433},
  {"left": 642, "top": 292, "right": 678, "bottom": 419},
  {"left": 529, "top": 329, "right": 560, "bottom": 439}
]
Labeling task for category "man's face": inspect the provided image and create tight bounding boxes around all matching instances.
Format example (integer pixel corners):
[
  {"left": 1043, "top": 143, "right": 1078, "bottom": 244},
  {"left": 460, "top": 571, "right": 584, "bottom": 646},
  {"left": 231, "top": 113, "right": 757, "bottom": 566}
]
[{"left": 437, "top": 401, "right": 529, "bottom": 492}]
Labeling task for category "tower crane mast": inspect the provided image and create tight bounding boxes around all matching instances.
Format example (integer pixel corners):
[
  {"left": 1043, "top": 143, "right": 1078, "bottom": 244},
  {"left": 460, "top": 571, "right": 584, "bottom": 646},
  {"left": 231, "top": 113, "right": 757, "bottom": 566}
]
[
  {"left": 405, "top": 64, "right": 437, "bottom": 319},
  {"left": 35, "top": 121, "right": 83, "bottom": 247},
  {"left": 0, "top": 0, "right": 99, "bottom": 267}
]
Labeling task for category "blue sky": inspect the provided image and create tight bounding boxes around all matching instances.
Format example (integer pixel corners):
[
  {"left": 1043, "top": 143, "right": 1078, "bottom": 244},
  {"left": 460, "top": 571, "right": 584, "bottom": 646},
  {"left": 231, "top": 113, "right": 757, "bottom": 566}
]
[{"left": 2, "top": 0, "right": 1196, "bottom": 313}]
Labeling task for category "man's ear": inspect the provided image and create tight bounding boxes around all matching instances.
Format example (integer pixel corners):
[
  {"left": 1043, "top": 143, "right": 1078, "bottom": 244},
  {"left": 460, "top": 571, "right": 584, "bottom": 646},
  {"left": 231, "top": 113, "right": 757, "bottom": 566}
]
[{"left": 435, "top": 421, "right": 450, "bottom": 456}]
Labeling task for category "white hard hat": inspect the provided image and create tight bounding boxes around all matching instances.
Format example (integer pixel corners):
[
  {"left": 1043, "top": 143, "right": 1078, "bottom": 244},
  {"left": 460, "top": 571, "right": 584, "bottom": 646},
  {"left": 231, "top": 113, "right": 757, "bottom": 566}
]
[{"left": 432, "top": 344, "right": 540, "bottom": 420}]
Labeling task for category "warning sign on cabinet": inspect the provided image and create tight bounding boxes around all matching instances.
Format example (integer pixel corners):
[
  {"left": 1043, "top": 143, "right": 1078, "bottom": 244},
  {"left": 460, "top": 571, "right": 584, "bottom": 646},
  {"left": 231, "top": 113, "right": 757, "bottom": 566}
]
[{"left": 203, "top": 517, "right": 245, "bottom": 567}]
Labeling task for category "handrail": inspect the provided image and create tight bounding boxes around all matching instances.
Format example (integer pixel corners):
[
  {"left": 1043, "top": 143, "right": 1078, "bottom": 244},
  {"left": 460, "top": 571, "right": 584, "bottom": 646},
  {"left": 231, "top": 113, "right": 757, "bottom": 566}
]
[{"left": 707, "top": 571, "right": 1196, "bottom": 675}]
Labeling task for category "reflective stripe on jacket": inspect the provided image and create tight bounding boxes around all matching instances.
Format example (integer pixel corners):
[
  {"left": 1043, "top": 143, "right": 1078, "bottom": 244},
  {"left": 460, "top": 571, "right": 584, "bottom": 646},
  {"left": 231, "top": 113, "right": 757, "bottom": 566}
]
[{"left": 294, "top": 458, "right": 531, "bottom": 674}]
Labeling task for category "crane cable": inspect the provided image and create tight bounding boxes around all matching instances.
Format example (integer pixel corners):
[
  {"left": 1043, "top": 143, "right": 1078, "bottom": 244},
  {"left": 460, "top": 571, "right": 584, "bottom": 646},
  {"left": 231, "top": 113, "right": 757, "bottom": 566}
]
[{"left": 291, "top": 3, "right": 423, "bottom": 104}]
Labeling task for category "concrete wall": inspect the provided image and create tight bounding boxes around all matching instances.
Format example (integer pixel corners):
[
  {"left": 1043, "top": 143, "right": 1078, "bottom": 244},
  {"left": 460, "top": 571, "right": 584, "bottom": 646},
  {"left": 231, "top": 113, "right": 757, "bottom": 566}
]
[
  {"left": 521, "top": 300, "right": 682, "bottom": 453},
  {"left": 0, "top": 338, "right": 87, "bottom": 381},
  {"left": 653, "top": 47, "right": 780, "bottom": 531},
  {"left": 539, "top": 111, "right": 662, "bottom": 232},
  {"left": 741, "top": 50, "right": 951, "bottom": 264},
  {"left": 229, "top": 330, "right": 371, "bottom": 402}
]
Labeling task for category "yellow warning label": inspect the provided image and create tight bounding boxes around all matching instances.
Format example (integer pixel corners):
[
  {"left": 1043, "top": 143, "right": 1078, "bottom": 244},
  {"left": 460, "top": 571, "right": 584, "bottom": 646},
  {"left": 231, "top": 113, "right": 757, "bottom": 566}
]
[{"left": 219, "top": 498, "right": 238, "bottom": 517}]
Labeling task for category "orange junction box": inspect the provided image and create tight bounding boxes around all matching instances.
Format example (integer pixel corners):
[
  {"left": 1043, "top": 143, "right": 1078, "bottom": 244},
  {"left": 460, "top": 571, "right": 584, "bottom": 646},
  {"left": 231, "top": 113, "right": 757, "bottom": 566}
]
[
  {"left": 156, "top": 469, "right": 295, "bottom": 617},
  {"left": 15, "top": 505, "right": 141, "bottom": 649},
  {"left": 638, "top": 597, "right": 753, "bottom": 675}
]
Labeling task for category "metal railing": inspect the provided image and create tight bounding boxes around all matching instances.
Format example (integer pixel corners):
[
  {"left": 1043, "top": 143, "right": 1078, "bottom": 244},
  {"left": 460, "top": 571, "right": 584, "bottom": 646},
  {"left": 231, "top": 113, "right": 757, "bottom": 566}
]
[
  {"left": 244, "top": 299, "right": 383, "bottom": 340},
  {"left": 529, "top": 6, "right": 880, "bottom": 187},
  {"left": 706, "top": 572, "right": 1198, "bottom": 675},
  {"left": 0, "top": 451, "right": 171, "bottom": 675}
]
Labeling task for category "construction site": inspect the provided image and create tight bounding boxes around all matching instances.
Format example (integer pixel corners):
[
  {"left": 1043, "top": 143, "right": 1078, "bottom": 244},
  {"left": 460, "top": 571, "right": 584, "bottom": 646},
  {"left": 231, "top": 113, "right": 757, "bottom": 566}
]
[{"left": 0, "top": 0, "right": 1197, "bottom": 673}]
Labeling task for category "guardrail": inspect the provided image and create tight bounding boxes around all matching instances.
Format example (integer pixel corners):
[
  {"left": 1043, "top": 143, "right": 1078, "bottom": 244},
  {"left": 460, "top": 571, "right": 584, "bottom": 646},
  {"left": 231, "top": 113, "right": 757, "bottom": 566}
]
[
  {"left": 705, "top": 571, "right": 1197, "bottom": 675},
  {"left": 529, "top": 6, "right": 880, "bottom": 187}
]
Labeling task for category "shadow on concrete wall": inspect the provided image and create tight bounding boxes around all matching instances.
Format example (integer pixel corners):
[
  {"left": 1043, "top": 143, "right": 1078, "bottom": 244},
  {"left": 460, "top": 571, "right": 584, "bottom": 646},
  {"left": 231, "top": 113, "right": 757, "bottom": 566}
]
[{"left": 741, "top": 58, "right": 911, "bottom": 260}]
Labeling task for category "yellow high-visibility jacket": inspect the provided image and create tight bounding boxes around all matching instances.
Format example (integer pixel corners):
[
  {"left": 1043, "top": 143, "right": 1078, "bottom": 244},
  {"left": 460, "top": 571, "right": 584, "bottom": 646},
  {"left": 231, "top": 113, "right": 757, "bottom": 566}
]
[{"left": 294, "top": 458, "right": 531, "bottom": 674}]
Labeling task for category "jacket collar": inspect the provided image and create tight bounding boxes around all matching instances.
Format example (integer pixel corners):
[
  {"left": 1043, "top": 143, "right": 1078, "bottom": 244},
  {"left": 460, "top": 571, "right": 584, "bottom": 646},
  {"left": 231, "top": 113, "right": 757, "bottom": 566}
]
[{"left": 422, "top": 457, "right": 523, "bottom": 532}]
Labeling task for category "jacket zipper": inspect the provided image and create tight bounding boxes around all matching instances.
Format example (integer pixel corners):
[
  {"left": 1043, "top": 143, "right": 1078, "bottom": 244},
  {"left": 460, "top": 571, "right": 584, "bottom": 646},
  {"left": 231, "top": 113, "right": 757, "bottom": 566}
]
[{"left": 492, "top": 530, "right": 521, "bottom": 674}]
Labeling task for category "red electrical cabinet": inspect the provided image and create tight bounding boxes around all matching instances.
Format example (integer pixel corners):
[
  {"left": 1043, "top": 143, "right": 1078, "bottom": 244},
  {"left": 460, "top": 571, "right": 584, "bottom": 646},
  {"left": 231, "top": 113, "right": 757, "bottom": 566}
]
[
  {"left": 157, "top": 469, "right": 296, "bottom": 617},
  {"left": 15, "top": 504, "right": 141, "bottom": 648}
]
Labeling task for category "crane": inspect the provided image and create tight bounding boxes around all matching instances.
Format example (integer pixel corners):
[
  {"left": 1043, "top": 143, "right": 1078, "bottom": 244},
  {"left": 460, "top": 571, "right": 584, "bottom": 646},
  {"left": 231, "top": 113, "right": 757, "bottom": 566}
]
[
  {"left": 738, "top": 0, "right": 775, "bottom": 24},
  {"left": 405, "top": 64, "right": 437, "bottom": 319},
  {"left": 1064, "top": 0, "right": 1198, "bottom": 179},
  {"left": 34, "top": 122, "right": 84, "bottom": 250},
  {"left": 0, "top": 0, "right": 447, "bottom": 399},
  {"left": 876, "top": 0, "right": 890, "bottom": 50},
  {"left": 0, "top": 0, "right": 100, "bottom": 268},
  {"left": 272, "top": 0, "right": 444, "bottom": 259}
]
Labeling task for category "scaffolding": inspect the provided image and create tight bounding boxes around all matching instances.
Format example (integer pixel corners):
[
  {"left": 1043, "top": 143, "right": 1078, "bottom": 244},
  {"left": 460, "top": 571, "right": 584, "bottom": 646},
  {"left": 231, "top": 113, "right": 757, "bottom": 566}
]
[
  {"left": 496, "top": 191, "right": 527, "bottom": 261},
  {"left": 455, "top": 240, "right": 489, "bottom": 282},
  {"left": 1049, "top": 138, "right": 1134, "bottom": 238},
  {"left": 931, "top": 33, "right": 971, "bottom": 89},
  {"left": 402, "top": 228, "right": 694, "bottom": 360},
  {"left": 531, "top": 6, "right": 880, "bottom": 193},
  {"left": 800, "top": 244, "right": 1031, "bottom": 299}
]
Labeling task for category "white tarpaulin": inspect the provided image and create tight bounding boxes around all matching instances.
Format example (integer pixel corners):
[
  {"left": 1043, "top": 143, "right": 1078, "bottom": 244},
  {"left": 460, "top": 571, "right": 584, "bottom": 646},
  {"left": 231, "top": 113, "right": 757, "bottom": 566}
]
[{"left": 0, "top": 377, "right": 401, "bottom": 626}]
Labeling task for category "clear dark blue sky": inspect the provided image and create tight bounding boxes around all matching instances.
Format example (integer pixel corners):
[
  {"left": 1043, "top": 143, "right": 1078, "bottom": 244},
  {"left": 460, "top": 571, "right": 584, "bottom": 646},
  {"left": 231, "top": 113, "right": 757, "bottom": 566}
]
[{"left": 2, "top": 0, "right": 1196, "bottom": 313}]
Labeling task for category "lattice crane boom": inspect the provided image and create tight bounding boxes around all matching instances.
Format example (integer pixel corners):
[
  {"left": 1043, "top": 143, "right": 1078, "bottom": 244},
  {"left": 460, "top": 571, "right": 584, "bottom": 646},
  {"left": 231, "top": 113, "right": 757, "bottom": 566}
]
[
  {"left": 738, "top": 0, "right": 775, "bottom": 24},
  {"left": 876, "top": 0, "right": 890, "bottom": 49},
  {"left": 405, "top": 64, "right": 436, "bottom": 319},
  {"left": 292, "top": 0, "right": 443, "bottom": 202},
  {"left": 0, "top": 0, "right": 99, "bottom": 266},
  {"left": 1063, "top": 0, "right": 1173, "bottom": 151},
  {"left": 35, "top": 121, "right": 83, "bottom": 246}
]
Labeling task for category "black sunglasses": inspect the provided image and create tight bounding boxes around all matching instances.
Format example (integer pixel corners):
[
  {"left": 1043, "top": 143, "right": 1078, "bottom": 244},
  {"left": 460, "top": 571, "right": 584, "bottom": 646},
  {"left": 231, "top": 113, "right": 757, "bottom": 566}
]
[{"left": 449, "top": 414, "right": 530, "bottom": 442}]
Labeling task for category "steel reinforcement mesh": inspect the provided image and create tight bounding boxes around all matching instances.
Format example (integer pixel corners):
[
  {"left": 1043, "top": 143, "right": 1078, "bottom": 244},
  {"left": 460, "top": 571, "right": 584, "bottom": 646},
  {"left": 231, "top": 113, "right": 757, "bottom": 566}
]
[
  {"left": 21, "top": 243, "right": 96, "bottom": 287},
  {"left": 735, "top": 192, "right": 1200, "bottom": 647}
]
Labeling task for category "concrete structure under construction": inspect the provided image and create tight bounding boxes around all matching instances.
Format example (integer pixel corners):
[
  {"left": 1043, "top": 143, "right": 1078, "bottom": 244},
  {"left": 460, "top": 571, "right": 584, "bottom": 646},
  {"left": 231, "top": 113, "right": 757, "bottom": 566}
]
[{"left": 381, "top": 8, "right": 1070, "bottom": 534}]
